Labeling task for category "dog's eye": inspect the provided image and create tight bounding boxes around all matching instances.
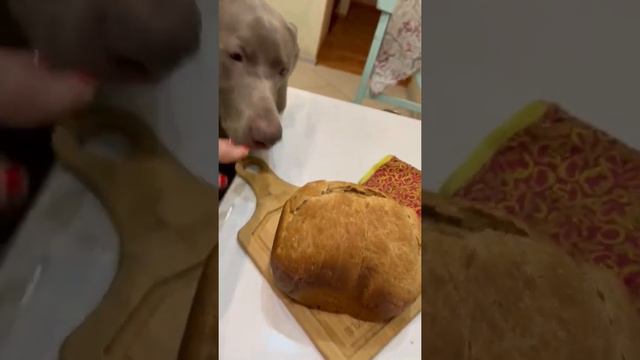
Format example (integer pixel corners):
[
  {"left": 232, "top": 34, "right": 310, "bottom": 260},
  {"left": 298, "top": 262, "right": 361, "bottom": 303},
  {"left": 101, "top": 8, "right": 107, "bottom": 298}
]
[
  {"left": 279, "top": 68, "right": 288, "bottom": 76},
  {"left": 229, "top": 52, "right": 243, "bottom": 62}
]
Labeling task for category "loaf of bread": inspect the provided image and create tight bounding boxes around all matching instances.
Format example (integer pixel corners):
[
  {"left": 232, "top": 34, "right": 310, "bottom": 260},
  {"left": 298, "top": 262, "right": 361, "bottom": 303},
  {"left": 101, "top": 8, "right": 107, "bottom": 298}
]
[
  {"left": 270, "top": 181, "right": 421, "bottom": 322},
  {"left": 422, "top": 192, "right": 640, "bottom": 359}
]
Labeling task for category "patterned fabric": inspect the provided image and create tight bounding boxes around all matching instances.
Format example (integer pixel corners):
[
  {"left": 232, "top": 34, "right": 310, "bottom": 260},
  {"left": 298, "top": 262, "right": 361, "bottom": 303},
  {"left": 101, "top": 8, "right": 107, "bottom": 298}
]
[
  {"left": 370, "top": 0, "right": 421, "bottom": 95},
  {"left": 360, "top": 155, "right": 422, "bottom": 217},
  {"left": 448, "top": 104, "right": 640, "bottom": 310}
]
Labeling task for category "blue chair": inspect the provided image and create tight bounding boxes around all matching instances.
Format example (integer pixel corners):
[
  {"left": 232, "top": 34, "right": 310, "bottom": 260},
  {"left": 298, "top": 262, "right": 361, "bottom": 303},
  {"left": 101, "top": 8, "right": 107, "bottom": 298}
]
[{"left": 354, "top": 0, "right": 421, "bottom": 114}]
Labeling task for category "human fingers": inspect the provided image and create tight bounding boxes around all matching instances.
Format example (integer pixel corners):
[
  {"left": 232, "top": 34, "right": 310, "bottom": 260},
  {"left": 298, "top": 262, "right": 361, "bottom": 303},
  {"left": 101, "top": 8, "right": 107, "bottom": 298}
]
[
  {"left": 0, "top": 48, "right": 96, "bottom": 127},
  {"left": 219, "top": 138, "right": 249, "bottom": 164}
]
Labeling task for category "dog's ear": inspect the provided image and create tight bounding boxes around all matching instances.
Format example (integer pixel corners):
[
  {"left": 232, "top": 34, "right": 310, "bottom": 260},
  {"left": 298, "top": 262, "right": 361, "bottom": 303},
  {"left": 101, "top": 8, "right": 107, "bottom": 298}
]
[
  {"left": 286, "top": 21, "right": 298, "bottom": 39},
  {"left": 285, "top": 20, "right": 300, "bottom": 63},
  {"left": 276, "top": 81, "right": 287, "bottom": 114},
  {"left": 277, "top": 21, "right": 299, "bottom": 114},
  {"left": 276, "top": 55, "right": 297, "bottom": 114}
]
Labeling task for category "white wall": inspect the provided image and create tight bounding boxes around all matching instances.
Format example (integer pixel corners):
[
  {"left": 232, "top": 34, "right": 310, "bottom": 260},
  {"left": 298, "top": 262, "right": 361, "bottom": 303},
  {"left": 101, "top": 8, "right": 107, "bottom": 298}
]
[
  {"left": 266, "top": 0, "right": 334, "bottom": 62},
  {"left": 424, "top": 0, "right": 640, "bottom": 190}
]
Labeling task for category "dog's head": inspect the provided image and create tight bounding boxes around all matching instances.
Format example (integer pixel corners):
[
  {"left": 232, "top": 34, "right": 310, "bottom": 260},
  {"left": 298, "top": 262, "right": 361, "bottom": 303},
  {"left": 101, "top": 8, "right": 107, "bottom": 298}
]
[
  {"left": 6, "top": 0, "right": 201, "bottom": 82},
  {"left": 218, "top": 0, "right": 299, "bottom": 149}
]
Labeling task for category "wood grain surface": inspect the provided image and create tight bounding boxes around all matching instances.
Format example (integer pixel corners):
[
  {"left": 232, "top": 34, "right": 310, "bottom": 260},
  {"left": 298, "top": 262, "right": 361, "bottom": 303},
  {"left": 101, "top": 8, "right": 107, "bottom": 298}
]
[{"left": 52, "top": 106, "right": 217, "bottom": 360}]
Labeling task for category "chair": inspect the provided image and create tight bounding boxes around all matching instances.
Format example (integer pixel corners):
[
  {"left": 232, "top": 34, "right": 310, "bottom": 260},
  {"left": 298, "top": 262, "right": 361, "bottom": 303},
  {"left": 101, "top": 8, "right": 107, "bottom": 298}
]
[{"left": 354, "top": 0, "right": 421, "bottom": 114}]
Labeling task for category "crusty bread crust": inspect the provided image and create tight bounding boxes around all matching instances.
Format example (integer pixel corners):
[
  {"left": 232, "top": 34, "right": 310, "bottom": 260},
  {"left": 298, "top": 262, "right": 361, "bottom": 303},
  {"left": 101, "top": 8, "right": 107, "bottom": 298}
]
[{"left": 271, "top": 180, "right": 421, "bottom": 322}]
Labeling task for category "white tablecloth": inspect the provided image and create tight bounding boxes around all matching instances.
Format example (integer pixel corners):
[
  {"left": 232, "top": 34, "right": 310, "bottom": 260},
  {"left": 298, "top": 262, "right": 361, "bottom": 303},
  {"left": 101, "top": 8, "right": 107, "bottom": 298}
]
[{"left": 219, "top": 88, "right": 422, "bottom": 359}]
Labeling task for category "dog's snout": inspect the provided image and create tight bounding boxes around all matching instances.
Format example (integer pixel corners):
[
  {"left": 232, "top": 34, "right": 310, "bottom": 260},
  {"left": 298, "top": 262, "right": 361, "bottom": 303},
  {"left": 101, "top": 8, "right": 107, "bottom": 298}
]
[
  {"left": 249, "top": 118, "right": 282, "bottom": 148},
  {"left": 103, "top": 0, "right": 201, "bottom": 79}
]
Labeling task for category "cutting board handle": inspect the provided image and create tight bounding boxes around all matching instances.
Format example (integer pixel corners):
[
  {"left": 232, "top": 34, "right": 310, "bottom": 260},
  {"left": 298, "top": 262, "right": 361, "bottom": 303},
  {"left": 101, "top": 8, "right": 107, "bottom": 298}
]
[
  {"left": 235, "top": 156, "right": 294, "bottom": 201},
  {"left": 52, "top": 105, "right": 166, "bottom": 201}
]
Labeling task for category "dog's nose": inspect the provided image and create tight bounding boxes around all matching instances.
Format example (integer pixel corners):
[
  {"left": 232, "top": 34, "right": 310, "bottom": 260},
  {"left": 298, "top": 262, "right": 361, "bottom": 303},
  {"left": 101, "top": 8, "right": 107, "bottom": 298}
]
[
  {"left": 249, "top": 119, "right": 282, "bottom": 148},
  {"left": 103, "top": 0, "right": 201, "bottom": 79}
]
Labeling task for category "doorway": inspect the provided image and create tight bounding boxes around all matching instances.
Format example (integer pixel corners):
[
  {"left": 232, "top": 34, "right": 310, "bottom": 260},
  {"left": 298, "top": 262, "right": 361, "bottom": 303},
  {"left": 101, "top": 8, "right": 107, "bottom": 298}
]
[{"left": 317, "top": 0, "right": 380, "bottom": 75}]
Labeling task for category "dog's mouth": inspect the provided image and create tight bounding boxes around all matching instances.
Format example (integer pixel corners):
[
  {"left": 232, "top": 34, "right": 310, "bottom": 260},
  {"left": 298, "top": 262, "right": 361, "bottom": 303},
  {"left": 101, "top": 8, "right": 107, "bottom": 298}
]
[
  {"left": 112, "top": 56, "right": 152, "bottom": 81},
  {"left": 71, "top": 58, "right": 155, "bottom": 84},
  {"left": 220, "top": 119, "right": 279, "bottom": 151},
  {"left": 250, "top": 141, "right": 269, "bottom": 150},
  {"left": 229, "top": 139, "right": 272, "bottom": 151},
  {"left": 108, "top": 55, "right": 157, "bottom": 82},
  {"left": 221, "top": 126, "right": 271, "bottom": 150}
]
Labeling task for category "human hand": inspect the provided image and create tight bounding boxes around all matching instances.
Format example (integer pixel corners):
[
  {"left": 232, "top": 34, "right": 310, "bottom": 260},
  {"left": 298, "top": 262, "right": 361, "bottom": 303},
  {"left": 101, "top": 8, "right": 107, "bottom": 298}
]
[
  {"left": 218, "top": 138, "right": 249, "bottom": 189},
  {"left": 0, "top": 47, "right": 96, "bottom": 127},
  {"left": 219, "top": 138, "right": 249, "bottom": 164}
]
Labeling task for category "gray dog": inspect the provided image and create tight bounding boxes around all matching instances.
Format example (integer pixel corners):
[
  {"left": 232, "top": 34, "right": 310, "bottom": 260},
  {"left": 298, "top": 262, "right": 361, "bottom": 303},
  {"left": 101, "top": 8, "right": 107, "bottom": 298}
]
[
  {"left": 2, "top": 0, "right": 201, "bottom": 81},
  {"left": 219, "top": 0, "right": 299, "bottom": 149}
]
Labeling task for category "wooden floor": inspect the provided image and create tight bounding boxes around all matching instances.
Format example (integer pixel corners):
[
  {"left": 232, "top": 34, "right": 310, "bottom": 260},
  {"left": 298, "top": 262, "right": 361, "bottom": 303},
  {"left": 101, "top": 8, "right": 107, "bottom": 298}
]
[
  {"left": 317, "top": 3, "right": 380, "bottom": 76},
  {"left": 317, "top": 3, "right": 410, "bottom": 87}
]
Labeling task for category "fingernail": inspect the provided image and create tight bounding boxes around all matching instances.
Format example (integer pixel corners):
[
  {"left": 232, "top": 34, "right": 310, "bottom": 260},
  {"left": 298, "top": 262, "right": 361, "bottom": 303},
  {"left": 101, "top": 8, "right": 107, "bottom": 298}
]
[{"left": 218, "top": 174, "right": 229, "bottom": 189}]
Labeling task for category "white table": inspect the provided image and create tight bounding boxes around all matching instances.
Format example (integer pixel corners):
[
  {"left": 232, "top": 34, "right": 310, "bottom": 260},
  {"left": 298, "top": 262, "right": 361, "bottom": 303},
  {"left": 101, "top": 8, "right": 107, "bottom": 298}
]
[{"left": 219, "top": 88, "right": 422, "bottom": 359}]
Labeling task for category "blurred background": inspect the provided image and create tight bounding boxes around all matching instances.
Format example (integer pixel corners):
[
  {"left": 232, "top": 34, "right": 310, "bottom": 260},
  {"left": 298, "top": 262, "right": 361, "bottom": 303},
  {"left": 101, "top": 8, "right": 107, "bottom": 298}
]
[{"left": 423, "top": 0, "right": 640, "bottom": 189}]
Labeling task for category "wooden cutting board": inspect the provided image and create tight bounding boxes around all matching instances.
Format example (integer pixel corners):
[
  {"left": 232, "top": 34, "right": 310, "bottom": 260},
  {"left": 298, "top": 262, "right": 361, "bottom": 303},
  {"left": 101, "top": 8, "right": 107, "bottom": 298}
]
[
  {"left": 52, "top": 106, "right": 217, "bottom": 360},
  {"left": 235, "top": 156, "right": 421, "bottom": 360}
]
